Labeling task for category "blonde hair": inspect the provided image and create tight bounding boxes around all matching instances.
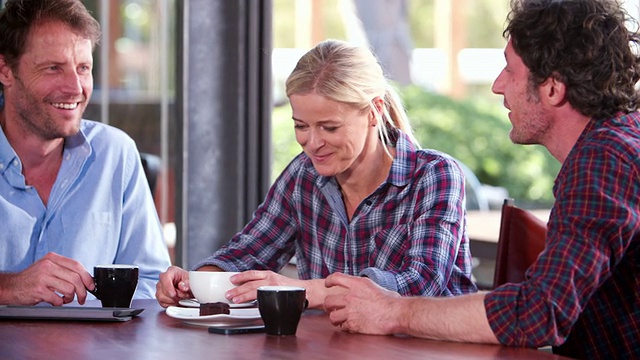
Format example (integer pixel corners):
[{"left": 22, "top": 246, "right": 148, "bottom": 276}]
[{"left": 285, "top": 39, "right": 420, "bottom": 149}]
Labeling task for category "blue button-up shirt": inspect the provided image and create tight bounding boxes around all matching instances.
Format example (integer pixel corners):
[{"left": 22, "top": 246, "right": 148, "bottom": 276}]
[{"left": 0, "top": 119, "right": 171, "bottom": 300}]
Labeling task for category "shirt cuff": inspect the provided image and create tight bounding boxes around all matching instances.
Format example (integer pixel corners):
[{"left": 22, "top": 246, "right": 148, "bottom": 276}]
[
  {"left": 358, "top": 267, "right": 399, "bottom": 292},
  {"left": 190, "top": 257, "right": 238, "bottom": 272}
]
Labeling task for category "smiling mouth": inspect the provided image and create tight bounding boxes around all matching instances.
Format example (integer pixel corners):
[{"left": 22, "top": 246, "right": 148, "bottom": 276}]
[
  {"left": 51, "top": 102, "right": 80, "bottom": 110},
  {"left": 313, "top": 153, "right": 332, "bottom": 162}
]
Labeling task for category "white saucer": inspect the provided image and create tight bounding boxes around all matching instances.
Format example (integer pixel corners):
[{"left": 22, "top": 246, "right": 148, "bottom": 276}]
[
  {"left": 166, "top": 306, "right": 263, "bottom": 327},
  {"left": 178, "top": 298, "right": 256, "bottom": 308}
]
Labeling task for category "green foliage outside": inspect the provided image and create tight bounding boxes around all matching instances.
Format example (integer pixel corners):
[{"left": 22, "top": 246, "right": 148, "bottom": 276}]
[
  {"left": 271, "top": 87, "right": 561, "bottom": 208},
  {"left": 402, "top": 86, "right": 560, "bottom": 207}
]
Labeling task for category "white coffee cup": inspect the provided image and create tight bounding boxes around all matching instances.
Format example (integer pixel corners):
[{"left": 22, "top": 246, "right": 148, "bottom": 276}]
[{"left": 188, "top": 271, "right": 239, "bottom": 304}]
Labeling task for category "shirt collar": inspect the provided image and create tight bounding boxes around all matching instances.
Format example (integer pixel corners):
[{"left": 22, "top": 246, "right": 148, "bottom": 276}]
[
  {"left": 0, "top": 124, "right": 18, "bottom": 176},
  {"left": 314, "top": 129, "right": 418, "bottom": 189},
  {"left": 0, "top": 120, "right": 90, "bottom": 176}
]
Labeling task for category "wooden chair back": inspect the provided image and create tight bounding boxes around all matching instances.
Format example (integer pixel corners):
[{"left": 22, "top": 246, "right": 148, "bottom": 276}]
[{"left": 493, "top": 199, "right": 547, "bottom": 288}]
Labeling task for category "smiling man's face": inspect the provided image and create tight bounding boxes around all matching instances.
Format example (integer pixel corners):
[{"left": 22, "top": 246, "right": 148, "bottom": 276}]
[{"left": 1, "top": 20, "right": 93, "bottom": 140}]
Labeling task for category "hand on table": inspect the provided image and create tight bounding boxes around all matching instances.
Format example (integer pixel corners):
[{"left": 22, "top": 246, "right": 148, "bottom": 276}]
[
  {"left": 0, "top": 252, "right": 95, "bottom": 306},
  {"left": 324, "top": 272, "right": 402, "bottom": 335}
]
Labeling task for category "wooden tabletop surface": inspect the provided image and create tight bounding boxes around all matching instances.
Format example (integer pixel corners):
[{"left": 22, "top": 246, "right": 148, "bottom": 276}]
[{"left": 0, "top": 299, "right": 572, "bottom": 359}]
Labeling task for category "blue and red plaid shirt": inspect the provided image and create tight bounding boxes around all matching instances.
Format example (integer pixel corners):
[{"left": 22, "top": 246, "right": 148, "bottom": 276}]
[
  {"left": 194, "top": 130, "right": 477, "bottom": 296},
  {"left": 485, "top": 112, "right": 640, "bottom": 359}
]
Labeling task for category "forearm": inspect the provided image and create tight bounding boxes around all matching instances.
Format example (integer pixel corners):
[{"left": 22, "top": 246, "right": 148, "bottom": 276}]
[
  {"left": 393, "top": 292, "right": 499, "bottom": 344},
  {"left": 196, "top": 265, "right": 223, "bottom": 271},
  {"left": 0, "top": 273, "right": 17, "bottom": 305}
]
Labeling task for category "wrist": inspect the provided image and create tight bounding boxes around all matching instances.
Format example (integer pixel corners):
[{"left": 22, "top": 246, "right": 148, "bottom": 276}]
[
  {"left": 0, "top": 273, "right": 17, "bottom": 305},
  {"left": 388, "top": 297, "right": 409, "bottom": 334},
  {"left": 300, "top": 279, "right": 326, "bottom": 309}
]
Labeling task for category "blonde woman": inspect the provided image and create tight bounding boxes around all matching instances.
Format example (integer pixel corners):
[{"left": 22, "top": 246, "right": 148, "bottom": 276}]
[{"left": 157, "top": 40, "right": 475, "bottom": 309}]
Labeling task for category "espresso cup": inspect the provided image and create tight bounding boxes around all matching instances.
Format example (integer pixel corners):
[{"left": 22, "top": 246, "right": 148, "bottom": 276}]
[
  {"left": 257, "top": 286, "right": 307, "bottom": 336},
  {"left": 89, "top": 265, "right": 139, "bottom": 308}
]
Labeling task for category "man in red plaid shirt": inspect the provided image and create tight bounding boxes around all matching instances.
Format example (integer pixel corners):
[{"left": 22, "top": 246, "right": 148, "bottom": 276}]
[{"left": 325, "top": 1, "right": 640, "bottom": 358}]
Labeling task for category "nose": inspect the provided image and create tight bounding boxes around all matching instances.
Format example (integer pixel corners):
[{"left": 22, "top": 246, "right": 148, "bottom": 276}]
[
  {"left": 307, "top": 128, "right": 324, "bottom": 150},
  {"left": 60, "top": 70, "right": 84, "bottom": 95},
  {"left": 491, "top": 69, "right": 505, "bottom": 95}
]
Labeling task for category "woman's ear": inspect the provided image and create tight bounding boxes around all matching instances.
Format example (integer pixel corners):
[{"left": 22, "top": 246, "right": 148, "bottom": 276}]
[{"left": 369, "top": 96, "right": 385, "bottom": 126}]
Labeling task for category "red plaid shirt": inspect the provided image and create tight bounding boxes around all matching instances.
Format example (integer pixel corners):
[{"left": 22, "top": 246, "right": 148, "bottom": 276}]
[{"left": 485, "top": 112, "right": 640, "bottom": 359}]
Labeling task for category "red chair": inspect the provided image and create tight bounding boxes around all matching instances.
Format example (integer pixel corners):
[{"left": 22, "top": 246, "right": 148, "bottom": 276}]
[{"left": 493, "top": 199, "right": 547, "bottom": 288}]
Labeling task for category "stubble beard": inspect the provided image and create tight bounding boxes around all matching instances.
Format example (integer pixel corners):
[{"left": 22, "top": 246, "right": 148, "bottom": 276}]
[
  {"left": 13, "top": 77, "right": 83, "bottom": 140},
  {"left": 509, "top": 89, "right": 550, "bottom": 146}
]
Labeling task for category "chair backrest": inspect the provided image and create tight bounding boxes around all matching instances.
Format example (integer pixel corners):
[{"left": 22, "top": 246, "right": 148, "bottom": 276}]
[
  {"left": 493, "top": 198, "right": 547, "bottom": 288},
  {"left": 140, "top": 152, "right": 161, "bottom": 198}
]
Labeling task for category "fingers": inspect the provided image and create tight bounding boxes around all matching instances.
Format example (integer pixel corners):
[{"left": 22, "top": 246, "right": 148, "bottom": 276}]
[
  {"left": 325, "top": 272, "right": 352, "bottom": 289},
  {"left": 327, "top": 307, "right": 347, "bottom": 327},
  {"left": 9, "top": 253, "right": 93, "bottom": 306},
  {"left": 155, "top": 266, "right": 190, "bottom": 308},
  {"left": 39, "top": 253, "right": 93, "bottom": 305},
  {"left": 230, "top": 269, "right": 268, "bottom": 285},
  {"left": 324, "top": 292, "right": 345, "bottom": 311},
  {"left": 226, "top": 270, "right": 287, "bottom": 304},
  {"left": 42, "top": 252, "right": 95, "bottom": 289}
]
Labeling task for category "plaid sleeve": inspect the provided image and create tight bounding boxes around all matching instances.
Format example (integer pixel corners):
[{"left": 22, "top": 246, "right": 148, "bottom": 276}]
[{"left": 485, "top": 141, "right": 639, "bottom": 347}]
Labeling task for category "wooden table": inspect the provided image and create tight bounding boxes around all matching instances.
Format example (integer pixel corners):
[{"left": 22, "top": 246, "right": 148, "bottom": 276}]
[{"left": 0, "top": 299, "right": 571, "bottom": 359}]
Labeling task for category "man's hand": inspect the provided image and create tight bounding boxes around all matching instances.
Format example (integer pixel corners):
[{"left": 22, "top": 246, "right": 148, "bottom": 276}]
[
  {"left": 324, "top": 272, "right": 402, "bottom": 335},
  {"left": 0, "top": 252, "right": 95, "bottom": 306}
]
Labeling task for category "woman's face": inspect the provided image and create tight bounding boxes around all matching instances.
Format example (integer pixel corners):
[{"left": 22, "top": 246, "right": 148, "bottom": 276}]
[{"left": 289, "top": 93, "right": 376, "bottom": 177}]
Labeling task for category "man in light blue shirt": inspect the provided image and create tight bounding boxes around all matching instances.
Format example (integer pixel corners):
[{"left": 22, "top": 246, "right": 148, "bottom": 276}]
[{"left": 0, "top": 0, "right": 171, "bottom": 305}]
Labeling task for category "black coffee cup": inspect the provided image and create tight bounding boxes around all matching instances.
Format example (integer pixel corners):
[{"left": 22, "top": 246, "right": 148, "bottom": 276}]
[
  {"left": 257, "top": 286, "right": 307, "bottom": 336},
  {"left": 88, "top": 265, "right": 139, "bottom": 308}
]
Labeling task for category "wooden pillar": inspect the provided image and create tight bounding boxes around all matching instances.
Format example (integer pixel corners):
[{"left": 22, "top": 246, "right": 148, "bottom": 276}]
[
  {"left": 295, "top": 0, "right": 324, "bottom": 48},
  {"left": 435, "top": 0, "right": 466, "bottom": 98}
]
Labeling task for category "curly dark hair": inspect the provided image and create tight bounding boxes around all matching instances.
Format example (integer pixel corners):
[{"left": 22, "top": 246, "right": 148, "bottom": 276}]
[
  {"left": 0, "top": 0, "right": 100, "bottom": 94},
  {"left": 505, "top": 0, "right": 640, "bottom": 119}
]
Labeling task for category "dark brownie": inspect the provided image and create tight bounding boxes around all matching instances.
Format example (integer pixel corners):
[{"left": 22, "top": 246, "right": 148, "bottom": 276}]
[{"left": 199, "top": 302, "right": 231, "bottom": 316}]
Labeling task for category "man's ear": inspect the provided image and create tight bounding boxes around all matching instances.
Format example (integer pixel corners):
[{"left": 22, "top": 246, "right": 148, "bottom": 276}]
[
  {"left": 0, "top": 55, "right": 14, "bottom": 88},
  {"left": 540, "top": 76, "right": 566, "bottom": 107}
]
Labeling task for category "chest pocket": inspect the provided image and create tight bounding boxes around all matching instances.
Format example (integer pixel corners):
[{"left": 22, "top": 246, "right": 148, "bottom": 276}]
[{"left": 368, "top": 224, "right": 410, "bottom": 271}]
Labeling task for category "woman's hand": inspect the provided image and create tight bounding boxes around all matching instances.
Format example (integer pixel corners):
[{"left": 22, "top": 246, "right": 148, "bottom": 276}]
[
  {"left": 155, "top": 265, "right": 192, "bottom": 308},
  {"left": 227, "top": 270, "right": 349, "bottom": 310}
]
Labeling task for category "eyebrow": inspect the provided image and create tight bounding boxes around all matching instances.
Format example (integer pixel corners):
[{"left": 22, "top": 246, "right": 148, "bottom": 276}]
[{"left": 292, "top": 117, "right": 340, "bottom": 124}]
